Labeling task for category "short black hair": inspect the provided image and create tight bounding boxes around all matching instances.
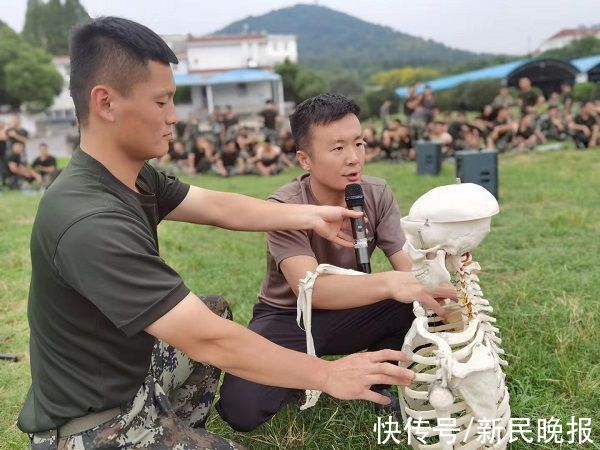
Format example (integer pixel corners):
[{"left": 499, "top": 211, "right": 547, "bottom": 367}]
[
  {"left": 289, "top": 93, "right": 360, "bottom": 151},
  {"left": 69, "top": 16, "right": 178, "bottom": 126}
]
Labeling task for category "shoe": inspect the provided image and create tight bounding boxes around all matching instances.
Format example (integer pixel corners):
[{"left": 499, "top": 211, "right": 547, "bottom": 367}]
[{"left": 372, "top": 387, "right": 402, "bottom": 414}]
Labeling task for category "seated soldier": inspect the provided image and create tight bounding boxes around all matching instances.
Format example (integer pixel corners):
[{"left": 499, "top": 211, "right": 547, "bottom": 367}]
[
  {"left": 512, "top": 114, "right": 545, "bottom": 152},
  {"left": 427, "top": 121, "right": 453, "bottom": 157},
  {"left": 362, "top": 125, "right": 382, "bottom": 162},
  {"left": 217, "top": 93, "right": 456, "bottom": 432},
  {"left": 159, "top": 139, "right": 193, "bottom": 176},
  {"left": 473, "top": 105, "right": 495, "bottom": 140},
  {"left": 569, "top": 101, "right": 599, "bottom": 149},
  {"left": 31, "top": 142, "right": 59, "bottom": 187},
  {"left": 189, "top": 135, "right": 216, "bottom": 174},
  {"left": 396, "top": 123, "right": 415, "bottom": 161},
  {"left": 6, "top": 141, "right": 42, "bottom": 189},
  {"left": 254, "top": 137, "right": 283, "bottom": 176},
  {"left": 213, "top": 138, "right": 246, "bottom": 176},
  {"left": 486, "top": 107, "right": 515, "bottom": 152},
  {"left": 538, "top": 106, "right": 568, "bottom": 142},
  {"left": 279, "top": 130, "right": 298, "bottom": 168}
]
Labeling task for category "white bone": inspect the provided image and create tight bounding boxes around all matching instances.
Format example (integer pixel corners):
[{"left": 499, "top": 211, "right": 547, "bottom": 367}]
[{"left": 398, "top": 183, "right": 510, "bottom": 449}]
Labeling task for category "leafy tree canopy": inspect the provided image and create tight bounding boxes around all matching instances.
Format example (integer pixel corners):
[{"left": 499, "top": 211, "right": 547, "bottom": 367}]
[
  {"left": 0, "top": 21, "right": 62, "bottom": 111},
  {"left": 22, "top": 0, "right": 90, "bottom": 55}
]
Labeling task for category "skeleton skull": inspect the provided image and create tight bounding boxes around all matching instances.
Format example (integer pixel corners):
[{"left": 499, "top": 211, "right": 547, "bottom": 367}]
[
  {"left": 398, "top": 183, "right": 509, "bottom": 449},
  {"left": 400, "top": 183, "right": 499, "bottom": 289}
]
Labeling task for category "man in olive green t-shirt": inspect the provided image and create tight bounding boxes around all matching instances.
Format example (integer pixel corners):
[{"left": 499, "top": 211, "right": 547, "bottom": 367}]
[
  {"left": 218, "top": 94, "right": 456, "bottom": 432},
  {"left": 20, "top": 18, "right": 428, "bottom": 450}
]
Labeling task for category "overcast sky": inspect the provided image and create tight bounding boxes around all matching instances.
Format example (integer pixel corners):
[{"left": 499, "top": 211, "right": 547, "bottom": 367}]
[{"left": 1, "top": 0, "right": 599, "bottom": 55}]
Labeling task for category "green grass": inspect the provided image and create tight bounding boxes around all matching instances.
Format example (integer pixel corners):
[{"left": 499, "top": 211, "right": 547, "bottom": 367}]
[{"left": 1, "top": 150, "right": 599, "bottom": 449}]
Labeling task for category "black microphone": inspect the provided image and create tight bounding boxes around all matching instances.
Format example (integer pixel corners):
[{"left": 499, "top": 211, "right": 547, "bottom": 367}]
[{"left": 344, "top": 183, "right": 371, "bottom": 273}]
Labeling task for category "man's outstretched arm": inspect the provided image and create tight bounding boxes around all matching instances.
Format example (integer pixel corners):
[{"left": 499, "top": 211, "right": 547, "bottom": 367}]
[
  {"left": 165, "top": 185, "right": 361, "bottom": 247},
  {"left": 146, "top": 292, "right": 414, "bottom": 406}
]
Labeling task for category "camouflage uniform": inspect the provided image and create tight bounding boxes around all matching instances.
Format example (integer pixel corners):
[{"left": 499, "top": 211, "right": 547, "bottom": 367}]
[{"left": 31, "top": 295, "right": 244, "bottom": 450}]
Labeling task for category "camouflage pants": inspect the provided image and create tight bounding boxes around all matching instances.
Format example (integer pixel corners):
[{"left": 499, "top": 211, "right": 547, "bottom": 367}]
[{"left": 31, "top": 295, "right": 244, "bottom": 450}]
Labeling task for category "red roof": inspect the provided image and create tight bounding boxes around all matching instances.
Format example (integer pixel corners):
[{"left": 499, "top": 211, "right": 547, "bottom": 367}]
[{"left": 547, "top": 28, "right": 600, "bottom": 41}]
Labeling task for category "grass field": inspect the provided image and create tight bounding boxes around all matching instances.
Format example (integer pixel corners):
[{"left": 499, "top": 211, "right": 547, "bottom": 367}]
[{"left": 1, "top": 149, "right": 599, "bottom": 449}]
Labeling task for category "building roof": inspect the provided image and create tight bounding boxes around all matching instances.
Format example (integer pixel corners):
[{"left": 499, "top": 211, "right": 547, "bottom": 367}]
[
  {"left": 572, "top": 55, "right": 600, "bottom": 73},
  {"left": 395, "top": 58, "right": 579, "bottom": 97},
  {"left": 395, "top": 59, "right": 528, "bottom": 97},
  {"left": 547, "top": 27, "right": 600, "bottom": 41},
  {"left": 174, "top": 69, "right": 280, "bottom": 87}
]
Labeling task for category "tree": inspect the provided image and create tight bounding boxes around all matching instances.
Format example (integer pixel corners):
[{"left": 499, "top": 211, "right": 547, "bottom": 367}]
[
  {"left": 370, "top": 67, "right": 441, "bottom": 89},
  {"left": 275, "top": 58, "right": 300, "bottom": 102},
  {"left": 0, "top": 21, "right": 62, "bottom": 110},
  {"left": 542, "top": 37, "right": 600, "bottom": 60},
  {"left": 274, "top": 59, "right": 328, "bottom": 103},
  {"left": 295, "top": 70, "right": 328, "bottom": 102},
  {"left": 328, "top": 73, "right": 364, "bottom": 98},
  {"left": 22, "top": 0, "right": 90, "bottom": 55}
]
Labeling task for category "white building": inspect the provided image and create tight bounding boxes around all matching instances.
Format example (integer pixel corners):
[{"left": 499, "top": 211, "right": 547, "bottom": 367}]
[
  {"left": 538, "top": 26, "right": 600, "bottom": 53},
  {"left": 175, "top": 33, "right": 296, "bottom": 117},
  {"left": 185, "top": 33, "right": 297, "bottom": 74},
  {"left": 44, "top": 33, "right": 296, "bottom": 123},
  {"left": 43, "top": 55, "right": 76, "bottom": 123}
]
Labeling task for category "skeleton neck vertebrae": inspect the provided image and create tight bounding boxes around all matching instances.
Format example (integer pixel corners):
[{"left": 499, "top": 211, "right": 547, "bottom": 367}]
[{"left": 399, "top": 183, "right": 510, "bottom": 450}]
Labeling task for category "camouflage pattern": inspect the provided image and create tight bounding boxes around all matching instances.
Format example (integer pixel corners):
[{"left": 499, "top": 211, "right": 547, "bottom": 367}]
[{"left": 32, "top": 295, "right": 244, "bottom": 449}]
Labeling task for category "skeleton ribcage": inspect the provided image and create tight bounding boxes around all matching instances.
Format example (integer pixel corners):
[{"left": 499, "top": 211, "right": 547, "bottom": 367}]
[{"left": 399, "top": 254, "right": 511, "bottom": 450}]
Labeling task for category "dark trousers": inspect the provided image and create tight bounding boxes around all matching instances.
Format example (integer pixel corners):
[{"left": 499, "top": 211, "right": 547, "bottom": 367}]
[{"left": 217, "top": 299, "right": 415, "bottom": 432}]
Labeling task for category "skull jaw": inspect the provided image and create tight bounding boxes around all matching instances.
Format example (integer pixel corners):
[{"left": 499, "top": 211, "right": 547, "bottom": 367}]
[{"left": 401, "top": 217, "right": 492, "bottom": 289}]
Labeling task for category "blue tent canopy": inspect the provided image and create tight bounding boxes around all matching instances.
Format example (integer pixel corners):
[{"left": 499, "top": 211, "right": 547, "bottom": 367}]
[
  {"left": 395, "top": 58, "right": 579, "bottom": 98},
  {"left": 572, "top": 55, "right": 600, "bottom": 73},
  {"left": 395, "top": 60, "right": 529, "bottom": 97}
]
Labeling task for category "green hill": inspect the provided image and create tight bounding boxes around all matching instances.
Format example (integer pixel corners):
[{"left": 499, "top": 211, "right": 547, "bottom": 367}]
[{"left": 214, "top": 3, "right": 491, "bottom": 71}]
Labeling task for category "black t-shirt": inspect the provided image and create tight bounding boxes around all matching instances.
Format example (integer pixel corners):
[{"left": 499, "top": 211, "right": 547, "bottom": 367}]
[
  {"left": 18, "top": 149, "right": 190, "bottom": 433},
  {"left": 517, "top": 126, "right": 534, "bottom": 139},
  {"left": 561, "top": 92, "right": 573, "bottom": 105},
  {"left": 0, "top": 137, "right": 6, "bottom": 159},
  {"left": 6, "top": 126, "right": 29, "bottom": 149},
  {"left": 169, "top": 149, "right": 188, "bottom": 161},
  {"left": 7, "top": 151, "right": 23, "bottom": 167},
  {"left": 221, "top": 150, "right": 240, "bottom": 167},
  {"left": 519, "top": 90, "right": 538, "bottom": 112},
  {"left": 259, "top": 109, "right": 278, "bottom": 130},
  {"left": 447, "top": 120, "right": 465, "bottom": 140},
  {"left": 574, "top": 114, "right": 597, "bottom": 130},
  {"left": 32, "top": 155, "right": 57, "bottom": 169},
  {"left": 397, "top": 136, "right": 413, "bottom": 150}
]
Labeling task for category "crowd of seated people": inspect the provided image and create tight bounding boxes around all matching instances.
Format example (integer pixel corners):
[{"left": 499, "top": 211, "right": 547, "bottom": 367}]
[
  {"left": 2, "top": 82, "right": 596, "bottom": 193},
  {"left": 155, "top": 99, "right": 300, "bottom": 178},
  {"left": 0, "top": 114, "right": 59, "bottom": 191},
  {"left": 388, "top": 78, "right": 600, "bottom": 158},
  {"left": 156, "top": 81, "right": 598, "bottom": 179}
]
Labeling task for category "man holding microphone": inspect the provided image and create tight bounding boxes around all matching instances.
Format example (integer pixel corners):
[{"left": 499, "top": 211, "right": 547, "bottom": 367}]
[{"left": 218, "top": 93, "right": 456, "bottom": 432}]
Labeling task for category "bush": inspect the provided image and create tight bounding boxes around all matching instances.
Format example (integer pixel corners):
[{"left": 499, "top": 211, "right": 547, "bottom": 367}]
[
  {"left": 573, "top": 82, "right": 600, "bottom": 102},
  {"left": 356, "top": 86, "right": 400, "bottom": 120},
  {"left": 435, "top": 79, "right": 501, "bottom": 112}
]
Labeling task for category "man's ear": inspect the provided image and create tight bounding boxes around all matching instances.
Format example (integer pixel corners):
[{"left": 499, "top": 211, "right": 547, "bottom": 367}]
[
  {"left": 89, "top": 85, "right": 116, "bottom": 123},
  {"left": 296, "top": 150, "right": 311, "bottom": 172}
]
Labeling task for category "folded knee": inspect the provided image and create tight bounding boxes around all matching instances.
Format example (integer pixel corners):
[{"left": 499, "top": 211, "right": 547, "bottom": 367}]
[
  {"left": 216, "top": 398, "right": 267, "bottom": 432},
  {"left": 197, "top": 294, "right": 232, "bottom": 320}
]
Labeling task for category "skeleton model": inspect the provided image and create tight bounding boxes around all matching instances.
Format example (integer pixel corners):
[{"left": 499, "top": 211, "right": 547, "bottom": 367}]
[
  {"left": 399, "top": 182, "right": 510, "bottom": 450},
  {"left": 294, "top": 183, "right": 509, "bottom": 448}
]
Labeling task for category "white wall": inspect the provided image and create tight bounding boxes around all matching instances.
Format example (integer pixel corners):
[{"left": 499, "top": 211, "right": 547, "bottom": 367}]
[
  {"left": 211, "top": 81, "right": 273, "bottom": 113},
  {"left": 186, "top": 35, "right": 297, "bottom": 72}
]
